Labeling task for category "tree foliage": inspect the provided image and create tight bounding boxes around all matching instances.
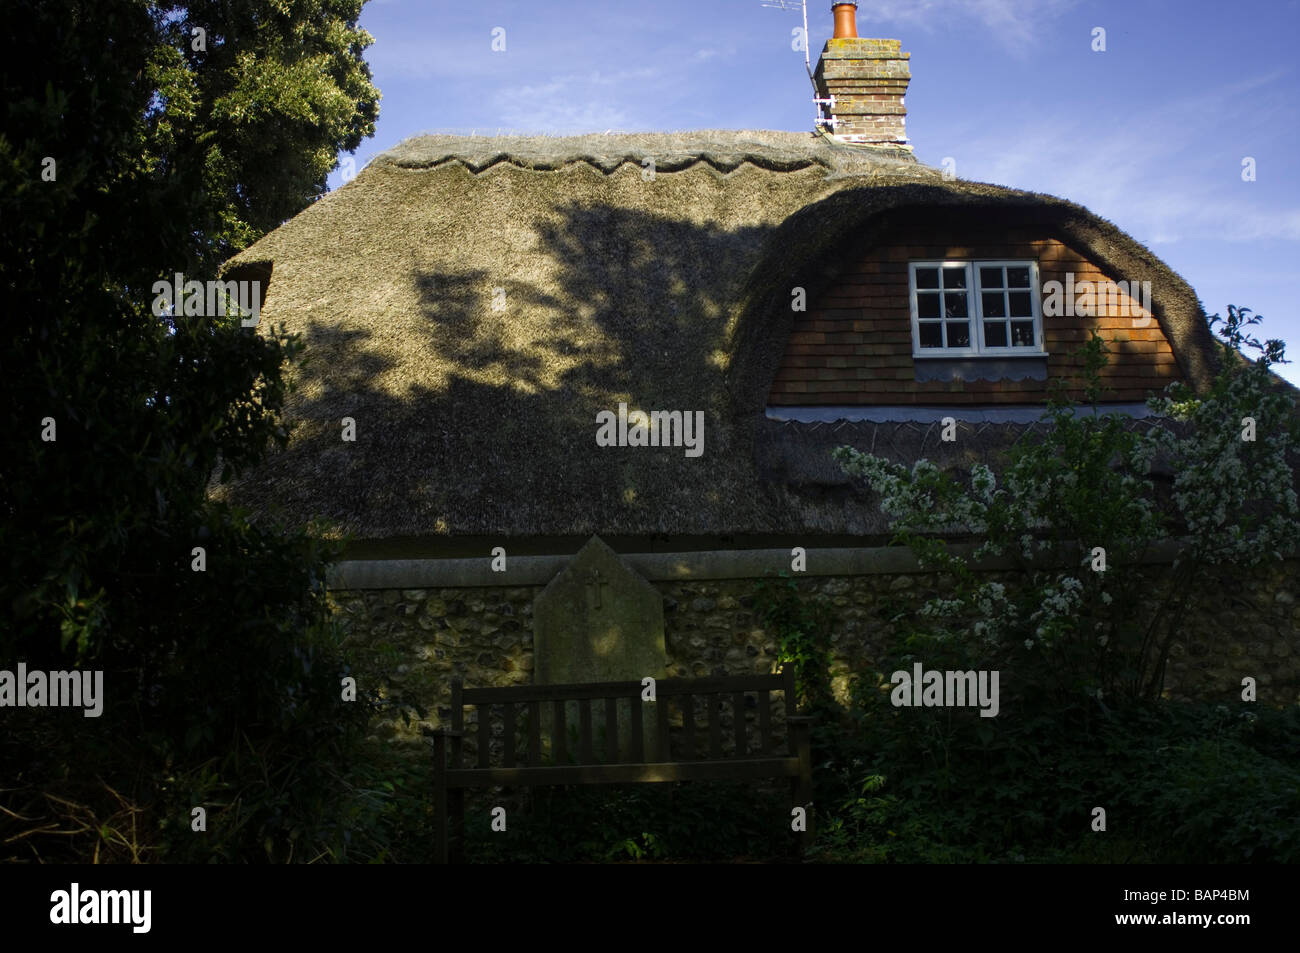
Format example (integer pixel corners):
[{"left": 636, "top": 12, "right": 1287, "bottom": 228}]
[
  {"left": 0, "top": 0, "right": 380, "bottom": 861},
  {"left": 815, "top": 312, "right": 1300, "bottom": 863},
  {"left": 832, "top": 312, "right": 1298, "bottom": 705}
]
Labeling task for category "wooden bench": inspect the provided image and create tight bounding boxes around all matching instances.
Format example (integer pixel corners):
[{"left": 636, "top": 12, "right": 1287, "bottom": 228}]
[{"left": 429, "top": 666, "right": 813, "bottom": 862}]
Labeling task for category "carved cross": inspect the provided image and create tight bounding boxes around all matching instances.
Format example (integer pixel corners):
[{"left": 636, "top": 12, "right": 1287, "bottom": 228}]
[{"left": 586, "top": 568, "right": 610, "bottom": 610}]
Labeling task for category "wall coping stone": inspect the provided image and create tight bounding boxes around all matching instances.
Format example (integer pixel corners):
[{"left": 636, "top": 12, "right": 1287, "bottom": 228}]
[{"left": 327, "top": 540, "right": 1187, "bottom": 589}]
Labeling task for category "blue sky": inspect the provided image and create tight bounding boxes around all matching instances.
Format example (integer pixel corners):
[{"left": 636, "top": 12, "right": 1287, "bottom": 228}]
[{"left": 330, "top": 0, "right": 1300, "bottom": 384}]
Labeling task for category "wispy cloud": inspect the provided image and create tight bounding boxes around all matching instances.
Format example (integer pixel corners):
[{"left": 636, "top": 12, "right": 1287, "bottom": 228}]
[
  {"left": 941, "top": 71, "right": 1300, "bottom": 243},
  {"left": 858, "top": 0, "right": 1081, "bottom": 50},
  {"left": 492, "top": 67, "right": 665, "bottom": 132}
]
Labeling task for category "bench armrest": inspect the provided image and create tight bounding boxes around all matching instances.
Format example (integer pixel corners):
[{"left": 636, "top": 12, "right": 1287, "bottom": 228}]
[{"left": 423, "top": 726, "right": 465, "bottom": 738}]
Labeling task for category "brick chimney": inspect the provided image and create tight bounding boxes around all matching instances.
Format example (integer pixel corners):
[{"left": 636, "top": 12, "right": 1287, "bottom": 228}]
[{"left": 814, "top": 3, "right": 911, "bottom": 148}]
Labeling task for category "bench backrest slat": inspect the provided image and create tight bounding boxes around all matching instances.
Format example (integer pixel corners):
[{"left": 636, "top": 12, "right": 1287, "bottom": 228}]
[
  {"left": 681, "top": 693, "right": 695, "bottom": 760},
  {"left": 655, "top": 695, "right": 670, "bottom": 763},
  {"left": 630, "top": 696, "right": 645, "bottom": 763},
  {"left": 733, "top": 691, "right": 746, "bottom": 757},
  {"left": 528, "top": 700, "right": 541, "bottom": 765},
  {"left": 604, "top": 697, "right": 619, "bottom": 763},
  {"left": 553, "top": 699, "right": 567, "bottom": 762},
  {"left": 503, "top": 702, "right": 515, "bottom": 768},
  {"left": 759, "top": 689, "right": 772, "bottom": 756},
  {"left": 708, "top": 692, "right": 722, "bottom": 759},
  {"left": 478, "top": 703, "right": 490, "bottom": 768},
  {"left": 579, "top": 698, "right": 594, "bottom": 763}
]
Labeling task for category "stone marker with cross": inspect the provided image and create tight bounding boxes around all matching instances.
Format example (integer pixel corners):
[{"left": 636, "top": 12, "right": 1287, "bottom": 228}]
[
  {"left": 533, "top": 536, "right": 667, "bottom": 755},
  {"left": 534, "top": 535, "right": 667, "bottom": 686},
  {"left": 586, "top": 567, "right": 609, "bottom": 610}
]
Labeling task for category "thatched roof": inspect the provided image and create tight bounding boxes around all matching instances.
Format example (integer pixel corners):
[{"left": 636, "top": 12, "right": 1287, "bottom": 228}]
[{"left": 216, "top": 129, "right": 1227, "bottom": 545}]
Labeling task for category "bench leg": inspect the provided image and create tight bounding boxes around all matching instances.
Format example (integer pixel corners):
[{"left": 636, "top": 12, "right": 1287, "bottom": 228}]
[
  {"left": 433, "top": 733, "right": 449, "bottom": 864},
  {"left": 790, "top": 718, "right": 814, "bottom": 859},
  {"left": 449, "top": 789, "right": 465, "bottom": 864},
  {"left": 791, "top": 774, "right": 814, "bottom": 858}
]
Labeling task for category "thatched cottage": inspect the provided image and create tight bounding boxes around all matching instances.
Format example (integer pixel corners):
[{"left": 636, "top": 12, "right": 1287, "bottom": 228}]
[{"left": 218, "top": 7, "right": 1298, "bottom": 735}]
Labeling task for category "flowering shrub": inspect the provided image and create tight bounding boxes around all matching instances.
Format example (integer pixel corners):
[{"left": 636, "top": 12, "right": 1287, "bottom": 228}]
[{"left": 833, "top": 308, "right": 1299, "bottom": 704}]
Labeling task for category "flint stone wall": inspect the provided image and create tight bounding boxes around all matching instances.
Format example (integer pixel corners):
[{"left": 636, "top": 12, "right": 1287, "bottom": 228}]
[{"left": 330, "top": 557, "right": 1300, "bottom": 750}]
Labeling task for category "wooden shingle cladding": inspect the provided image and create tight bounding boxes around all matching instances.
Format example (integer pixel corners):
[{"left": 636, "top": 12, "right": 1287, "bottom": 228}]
[{"left": 768, "top": 228, "right": 1184, "bottom": 406}]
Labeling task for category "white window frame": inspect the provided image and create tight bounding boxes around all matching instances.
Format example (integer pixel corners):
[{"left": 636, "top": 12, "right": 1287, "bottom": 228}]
[{"left": 908, "top": 260, "right": 1047, "bottom": 359}]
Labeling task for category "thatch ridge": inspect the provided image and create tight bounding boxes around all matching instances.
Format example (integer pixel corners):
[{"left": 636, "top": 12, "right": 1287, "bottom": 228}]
[{"left": 370, "top": 129, "right": 921, "bottom": 177}]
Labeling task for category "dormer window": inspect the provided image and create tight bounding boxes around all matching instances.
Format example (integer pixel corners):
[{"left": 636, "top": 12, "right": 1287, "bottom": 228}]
[{"left": 909, "top": 260, "right": 1045, "bottom": 357}]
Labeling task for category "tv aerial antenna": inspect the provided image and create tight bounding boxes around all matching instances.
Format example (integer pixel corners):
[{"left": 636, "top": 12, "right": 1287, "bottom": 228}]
[{"left": 759, "top": 0, "right": 839, "bottom": 133}]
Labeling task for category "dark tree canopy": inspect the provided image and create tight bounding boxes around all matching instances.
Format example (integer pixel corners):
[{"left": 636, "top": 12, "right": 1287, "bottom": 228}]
[{"left": 0, "top": 0, "right": 380, "bottom": 861}]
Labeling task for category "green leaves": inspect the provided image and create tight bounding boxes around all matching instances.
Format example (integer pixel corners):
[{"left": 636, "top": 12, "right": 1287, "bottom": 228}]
[
  {"left": 0, "top": 0, "right": 380, "bottom": 863},
  {"left": 834, "top": 317, "right": 1298, "bottom": 705},
  {"left": 753, "top": 573, "right": 836, "bottom": 713},
  {"left": 818, "top": 311, "right": 1300, "bottom": 863}
]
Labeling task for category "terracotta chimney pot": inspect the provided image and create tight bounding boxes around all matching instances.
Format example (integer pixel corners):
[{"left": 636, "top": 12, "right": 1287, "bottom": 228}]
[{"left": 832, "top": 2, "right": 858, "bottom": 39}]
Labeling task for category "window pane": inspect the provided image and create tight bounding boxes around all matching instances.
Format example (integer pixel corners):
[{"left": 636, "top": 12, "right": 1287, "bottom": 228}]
[
  {"left": 944, "top": 293, "right": 968, "bottom": 318},
  {"left": 915, "top": 267, "right": 940, "bottom": 289},
  {"left": 979, "top": 266, "right": 1003, "bottom": 288},
  {"left": 918, "top": 322, "right": 943, "bottom": 348},
  {"left": 984, "top": 322, "right": 1007, "bottom": 347},
  {"left": 1011, "top": 321, "right": 1035, "bottom": 346},
  {"left": 942, "top": 266, "right": 967, "bottom": 289},
  {"left": 981, "top": 292, "right": 1006, "bottom": 318},
  {"left": 946, "top": 322, "right": 970, "bottom": 348},
  {"left": 1007, "top": 267, "right": 1031, "bottom": 287},
  {"left": 1009, "top": 291, "right": 1033, "bottom": 317},
  {"left": 917, "top": 292, "right": 940, "bottom": 319}
]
